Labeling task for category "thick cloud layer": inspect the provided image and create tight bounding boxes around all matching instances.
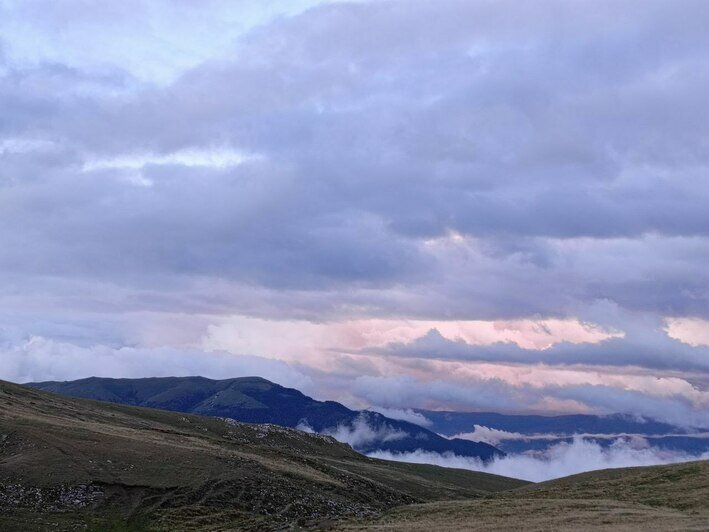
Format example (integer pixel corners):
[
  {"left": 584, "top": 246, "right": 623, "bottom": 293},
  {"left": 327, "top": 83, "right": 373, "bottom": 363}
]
[
  {"left": 1, "top": 1, "right": 708, "bottom": 423},
  {"left": 2, "top": 0, "right": 709, "bottom": 320}
]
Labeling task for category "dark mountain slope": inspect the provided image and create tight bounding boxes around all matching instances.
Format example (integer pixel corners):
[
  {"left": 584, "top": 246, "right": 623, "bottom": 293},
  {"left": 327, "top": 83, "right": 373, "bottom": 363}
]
[
  {"left": 27, "top": 376, "right": 501, "bottom": 459},
  {"left": 29, "top": 376, "right": 354, "bottom": 428},
  {"left": 0, "top": 379, "right": 527, "bottom": 531}
]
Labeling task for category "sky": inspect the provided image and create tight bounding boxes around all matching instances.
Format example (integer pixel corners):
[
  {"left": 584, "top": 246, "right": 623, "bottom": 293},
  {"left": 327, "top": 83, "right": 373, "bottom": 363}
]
[{"left": 1, "top": 0, "right": 708, "bottom": 428}]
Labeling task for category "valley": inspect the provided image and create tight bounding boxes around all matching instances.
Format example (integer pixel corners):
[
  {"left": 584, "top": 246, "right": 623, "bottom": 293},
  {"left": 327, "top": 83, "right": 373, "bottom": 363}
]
[{"left": 2, "top": 379, "right": 707, "bottom": 531}]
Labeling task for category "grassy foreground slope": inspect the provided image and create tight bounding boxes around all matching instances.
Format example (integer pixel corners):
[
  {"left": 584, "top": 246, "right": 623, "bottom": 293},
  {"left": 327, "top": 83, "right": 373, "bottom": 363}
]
[
  {"left": 510, "top": 459, "right": 709, "bottom": 511},
  {"left": 342, "top": 460, "right": 709, "bottom": 531},
  {"left": 0, "top": 380, "right": 525, "bottom": 531}
]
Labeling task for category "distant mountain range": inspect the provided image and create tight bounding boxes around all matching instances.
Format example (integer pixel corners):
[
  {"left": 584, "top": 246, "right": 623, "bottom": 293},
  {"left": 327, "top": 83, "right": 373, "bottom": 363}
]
[
  {"left": 417, "top": 410, "right": 690, "bottom": 435},
  {"left": 415, "top": 410, "right": 709, "bottom": 454},
  {"left": 26, "top": 376, "right": 501, "bottom": 460}
]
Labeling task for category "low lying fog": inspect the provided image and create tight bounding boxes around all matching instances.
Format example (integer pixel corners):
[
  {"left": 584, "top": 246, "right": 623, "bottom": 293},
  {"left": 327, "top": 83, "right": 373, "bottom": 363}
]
[{"left": 368, "top": 437, "right": 709, "bottom": 482}]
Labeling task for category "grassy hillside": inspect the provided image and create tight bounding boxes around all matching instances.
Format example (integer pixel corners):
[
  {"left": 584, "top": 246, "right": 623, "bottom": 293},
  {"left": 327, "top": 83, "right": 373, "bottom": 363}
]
[
  {"left": 5, "top": 379, "right": 706, "bottom": 531},
  {"left": 342, "top": 460, "right": 709, "bottom": 531},
  {"left": 507, "top": 459, "right": 709, "bottom": 512},
  {"left": 0, "top": 380, "right": 525, "bottom": 531}
]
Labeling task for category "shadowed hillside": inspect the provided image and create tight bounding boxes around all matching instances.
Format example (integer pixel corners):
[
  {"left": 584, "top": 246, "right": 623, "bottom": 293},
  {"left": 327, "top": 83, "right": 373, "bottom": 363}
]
[{"left": 0, "top": 380, "right": 525, "bottom": 531}]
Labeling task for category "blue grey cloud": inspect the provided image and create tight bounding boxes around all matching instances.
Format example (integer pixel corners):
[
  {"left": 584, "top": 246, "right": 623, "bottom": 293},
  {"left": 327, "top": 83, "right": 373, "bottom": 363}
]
[{"left": 373, "top": 325, "right": 709, "bottom": 372}]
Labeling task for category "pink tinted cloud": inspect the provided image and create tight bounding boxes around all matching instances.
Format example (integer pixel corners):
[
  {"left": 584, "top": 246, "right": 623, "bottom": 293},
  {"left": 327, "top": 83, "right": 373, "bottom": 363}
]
[
  {"left": 200, "top": 315, "right": 619, "bottom": 360},
  {"left": 666, "top": 318, "right": 709, "bottom": 347}
]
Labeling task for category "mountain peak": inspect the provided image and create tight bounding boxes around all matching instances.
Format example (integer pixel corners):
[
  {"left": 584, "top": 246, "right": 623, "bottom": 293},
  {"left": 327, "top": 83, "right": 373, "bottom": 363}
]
[{"left": 26, "top": 375, "right": 501, "bottom": 461}]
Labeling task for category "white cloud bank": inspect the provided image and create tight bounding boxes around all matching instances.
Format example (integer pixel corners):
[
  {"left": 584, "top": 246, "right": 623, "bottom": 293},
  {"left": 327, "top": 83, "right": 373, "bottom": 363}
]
[
  {"left": 296, "top": 414, "right": 408, "bottom": 448},
  {"left": 368, "top": 437, "right": 709, "bottom": 482},
  {"left": 0, "top": 333, "right": 313, "bottom": 393},
  {"left": 453, "top": 425, "right": 527, "bottom": 445},
  {"left": 321, "top": 414, "right": 407, "bottom": 447},
  {"left": 366, "top": 407, "right": 433, "bottom": 427}
]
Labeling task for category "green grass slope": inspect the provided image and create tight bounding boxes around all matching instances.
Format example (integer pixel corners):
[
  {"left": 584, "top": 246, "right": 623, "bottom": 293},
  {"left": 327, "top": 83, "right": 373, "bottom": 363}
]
[
  {"left": 0, "top": 380, "right": 526, "bottom": 531},
  {"left": 509, "top": 460, "right": 709, "bottom": 513},
  {"left": 343, "top": 460, "right": 709, "bottom": 531}
]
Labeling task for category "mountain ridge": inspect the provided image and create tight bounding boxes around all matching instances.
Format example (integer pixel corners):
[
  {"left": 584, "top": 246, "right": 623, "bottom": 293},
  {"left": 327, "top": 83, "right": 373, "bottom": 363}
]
[{"left": 26, "top": 376, "right": 501, "bottom": 460}]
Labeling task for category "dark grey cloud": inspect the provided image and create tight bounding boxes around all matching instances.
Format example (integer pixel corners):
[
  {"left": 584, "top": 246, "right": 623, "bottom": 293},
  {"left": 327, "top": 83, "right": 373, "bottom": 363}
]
[
  {"left": 373, "top": 325, "right": 709, "bottom": 372},
  {"left": 555, "top": 385, "right": 709, "bottom": 430},
  {"left": 369, "top": 303, "right": 709, "bottom": 372},
  {"left": 1, "top": 0, "right": 709, "bottom": 327}
]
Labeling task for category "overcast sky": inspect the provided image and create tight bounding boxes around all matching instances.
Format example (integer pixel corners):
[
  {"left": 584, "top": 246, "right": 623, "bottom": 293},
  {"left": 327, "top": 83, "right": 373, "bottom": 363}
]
[{"left": 1, "top": 0, "right": 708, "bottom": 427}]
